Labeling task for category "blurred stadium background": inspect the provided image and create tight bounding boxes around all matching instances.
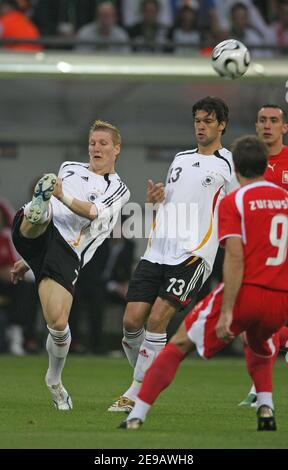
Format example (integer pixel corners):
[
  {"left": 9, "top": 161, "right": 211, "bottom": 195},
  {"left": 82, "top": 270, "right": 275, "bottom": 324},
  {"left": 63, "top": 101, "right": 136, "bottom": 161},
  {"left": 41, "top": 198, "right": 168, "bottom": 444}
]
[{"left": 0, "top": 0, "right": 287, "bottom": 449}]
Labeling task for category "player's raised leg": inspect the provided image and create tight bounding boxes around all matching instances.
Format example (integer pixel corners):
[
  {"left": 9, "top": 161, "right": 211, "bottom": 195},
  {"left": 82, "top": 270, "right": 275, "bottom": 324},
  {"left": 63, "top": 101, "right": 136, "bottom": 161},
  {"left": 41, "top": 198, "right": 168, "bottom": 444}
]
[{"left": 21, "top": 174, "right": 56, "bottom": 238}]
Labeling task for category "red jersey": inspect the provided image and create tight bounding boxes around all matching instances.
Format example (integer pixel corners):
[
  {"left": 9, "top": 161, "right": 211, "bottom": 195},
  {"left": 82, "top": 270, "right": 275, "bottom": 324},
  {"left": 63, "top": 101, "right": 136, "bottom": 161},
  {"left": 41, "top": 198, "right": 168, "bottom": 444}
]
[
  {"left": 0, "top": 198, "right": 15, "bottom": 228},
  {"left": 0, "top": 11, "right": 42, "bottom": 52},
  {"left": 0, "top": 228, "right": 17, "bottom": 268},
  {"left": 218, "top": 181, "right": 288, "bottom": 291},
  {"left": 265, "top": 146, "right": 288, "bottom": 190}
]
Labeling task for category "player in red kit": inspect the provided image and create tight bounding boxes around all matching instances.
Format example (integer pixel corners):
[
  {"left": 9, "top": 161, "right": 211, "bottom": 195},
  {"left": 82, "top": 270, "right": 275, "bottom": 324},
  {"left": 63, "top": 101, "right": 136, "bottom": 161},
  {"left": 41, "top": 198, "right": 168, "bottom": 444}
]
[
  {"left": 239, "top": 104, "right": 288, "bottom": 407},
  {"left": 119, "top": 135, "right": 288, "bottom": 432},
  {"left": 261, "top": 105, "right": 288, "bottom": 190}
]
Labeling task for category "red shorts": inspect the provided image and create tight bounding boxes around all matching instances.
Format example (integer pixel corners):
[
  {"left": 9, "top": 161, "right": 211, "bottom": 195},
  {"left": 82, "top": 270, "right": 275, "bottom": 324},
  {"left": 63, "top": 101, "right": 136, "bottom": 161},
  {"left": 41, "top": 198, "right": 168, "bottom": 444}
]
[{"left": 185, "top": 283, "right": 288, "bottom": 358}]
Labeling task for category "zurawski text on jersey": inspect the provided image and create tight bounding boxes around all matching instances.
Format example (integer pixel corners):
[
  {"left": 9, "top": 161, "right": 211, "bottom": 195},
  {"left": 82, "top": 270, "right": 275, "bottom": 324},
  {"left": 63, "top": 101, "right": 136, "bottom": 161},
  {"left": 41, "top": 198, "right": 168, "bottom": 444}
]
[{"left": 249, "top": 198, "right": 288, "bottom": 211}]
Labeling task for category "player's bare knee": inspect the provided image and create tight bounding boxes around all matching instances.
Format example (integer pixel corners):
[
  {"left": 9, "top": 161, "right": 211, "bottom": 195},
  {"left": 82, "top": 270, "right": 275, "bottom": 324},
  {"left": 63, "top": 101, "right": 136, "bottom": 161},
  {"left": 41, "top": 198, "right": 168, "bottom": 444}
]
[
  {"left": 147, "top": 297, "right": 176, "bottom": 332},
  {"left": 47, "top": 305, "right": 69, "bottom": 330},
  {"left": 170, "top": 333, "right": 194, "bottom": 355},
  {"left": 169, "top": 321, "right": 194, "bottom": 355},
  {"left": 123, "top": 313, "right": 143, "bottom": 332},
  {"left": 147, "top": 310, "right": 170, "bottom": 332},
  {"left": 48, "top": 318, "right": 68, "bottom": 331},
  {"left": 123, "top": 303, "right": 148, "bottom": 331}
]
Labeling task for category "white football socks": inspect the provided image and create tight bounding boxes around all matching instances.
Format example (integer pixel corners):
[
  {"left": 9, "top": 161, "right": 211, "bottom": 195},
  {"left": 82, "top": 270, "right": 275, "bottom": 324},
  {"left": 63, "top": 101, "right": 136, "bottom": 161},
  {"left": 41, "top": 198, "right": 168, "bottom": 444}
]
[
  {"left": 122, "top": 380, "right": 142, "bottom": 402},
  {"left": 133, "top": 331, "right": 167, "bottom": 383},
  {"left": 122, "top": 331, "right": 167, "bottom": 401},
  {"left": 45, "top": 324, "right": 71, "bottom": 386},
  {"left": 128, "top": 397, "right": 151, "bottom": 422},
  {"left": 257, "top": 392, "right": 273, "bottom": 411},
  {"left": 122, "top": 327, "right": 145, "bottom": 368}
]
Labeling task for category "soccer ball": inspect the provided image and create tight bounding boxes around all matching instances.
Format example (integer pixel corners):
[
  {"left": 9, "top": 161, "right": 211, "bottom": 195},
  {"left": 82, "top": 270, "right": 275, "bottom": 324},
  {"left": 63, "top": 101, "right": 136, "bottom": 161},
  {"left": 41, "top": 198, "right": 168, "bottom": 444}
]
[{"left": 211, "top": 39, "right": 250, "bottom": 79}]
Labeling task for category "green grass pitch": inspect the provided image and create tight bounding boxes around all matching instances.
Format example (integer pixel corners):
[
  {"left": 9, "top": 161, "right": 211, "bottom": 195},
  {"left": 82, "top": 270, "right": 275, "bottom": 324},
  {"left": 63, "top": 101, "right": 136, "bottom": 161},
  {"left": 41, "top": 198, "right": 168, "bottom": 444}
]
[{"left": 0, "top": 355, "right": 287, "bottom": 449}]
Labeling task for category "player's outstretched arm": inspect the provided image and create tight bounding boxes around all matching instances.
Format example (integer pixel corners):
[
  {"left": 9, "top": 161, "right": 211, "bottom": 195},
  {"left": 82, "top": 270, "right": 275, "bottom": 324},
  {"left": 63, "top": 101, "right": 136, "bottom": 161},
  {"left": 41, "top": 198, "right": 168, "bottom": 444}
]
[{"left": 53, "top": 177, "right": 97, "bottom": 221}]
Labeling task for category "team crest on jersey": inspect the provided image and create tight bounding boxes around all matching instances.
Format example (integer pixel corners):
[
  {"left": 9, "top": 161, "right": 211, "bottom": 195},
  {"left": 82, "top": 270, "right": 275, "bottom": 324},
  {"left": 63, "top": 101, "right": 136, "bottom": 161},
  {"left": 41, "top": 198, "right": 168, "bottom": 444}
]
[
  {"left": 87, "top": 190, "right": 102, "bottom": 202},
  {"left": 202, "top": 175, "right": 215, "bottom": 187},
  {"left": 282, "top": 171, "right": 288, "bottom": 185}
]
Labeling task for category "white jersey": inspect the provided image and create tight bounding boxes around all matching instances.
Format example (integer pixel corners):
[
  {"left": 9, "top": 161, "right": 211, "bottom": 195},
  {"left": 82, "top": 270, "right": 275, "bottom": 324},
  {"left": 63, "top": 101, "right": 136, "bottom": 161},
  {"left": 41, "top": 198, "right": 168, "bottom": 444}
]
[
  {"left": 143, "top": 148, "right": 237, "bottom": 276},
  {"left": 51, "top": 161, "right": 130, "bottom": 267}
]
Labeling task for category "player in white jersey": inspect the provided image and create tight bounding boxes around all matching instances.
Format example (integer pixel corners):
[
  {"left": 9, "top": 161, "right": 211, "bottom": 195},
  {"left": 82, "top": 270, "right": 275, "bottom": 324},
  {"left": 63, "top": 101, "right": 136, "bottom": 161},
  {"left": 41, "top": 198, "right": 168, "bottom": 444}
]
[
  {"left": 143, "top": 146, "right": 233, "bottom": 272},
  {"left": 11, "top": 120, "right": 130, "bottom": 410},
  {"left": 108, "top": 96, "right": 237, "bottom": 413}
]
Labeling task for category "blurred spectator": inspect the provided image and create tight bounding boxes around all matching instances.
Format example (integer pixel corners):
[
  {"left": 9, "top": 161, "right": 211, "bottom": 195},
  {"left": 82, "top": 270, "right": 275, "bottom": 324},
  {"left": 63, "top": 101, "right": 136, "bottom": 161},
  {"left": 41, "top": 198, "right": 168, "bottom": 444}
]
[
  {"left": 216, "top": 0, "right": 274, "bottom": 43},
  {"left": 0, "top": 198, "right": 25, "bottom": 354},
  {"left": 0, "top": 0, "right": 43, "bottom": 51},
  {"left": 0, "top": 196, "right": 40, "bottom": 354},
  {"left": 229, "top": 2, "right": 275, "bottom": 57},
  {"left": 75, "top": 1, "right": 130, "bottom": 53},
  {"left": 271, "top": 0, "right": 288, "bottom": 52},
  {"left": 167, "top": 3, "right": 201, "bottom": 55},
  {"left": 188, "top": 0, "right": 223, "bottom": 42},
  {"left": 0, "top": 198, "right": 14, "bottom": 227},
  {"left": 4, "top": 184, "right": 41, "bottom": 355},
  {"left": 128, "top": 0, "right": 168, "bottom": 52},
  {"left": 0, "top": 199, "right": 16, "bottom": 353},
  {"left": 121, "top": 0, "right": 174, "bottom": 28}
]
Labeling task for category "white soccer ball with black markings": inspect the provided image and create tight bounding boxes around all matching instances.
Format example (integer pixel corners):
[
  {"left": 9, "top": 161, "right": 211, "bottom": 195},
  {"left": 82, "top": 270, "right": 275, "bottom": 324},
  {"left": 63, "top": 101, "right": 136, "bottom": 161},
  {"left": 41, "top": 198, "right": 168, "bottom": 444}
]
[{"left": 211, "top": 39, "right": 250, "bottom": 79}]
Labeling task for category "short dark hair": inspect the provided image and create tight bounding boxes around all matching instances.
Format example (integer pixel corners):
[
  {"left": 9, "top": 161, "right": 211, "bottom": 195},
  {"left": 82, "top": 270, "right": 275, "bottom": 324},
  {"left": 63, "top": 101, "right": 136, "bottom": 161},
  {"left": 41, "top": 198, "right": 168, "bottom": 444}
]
[
  {"left": 192, "top": 96, "right": 229, "bottom": 134},
  {"left": 257, "top": 104, "right": 287, "bottom": 122},
  {"left": 231, "top": 135, "right": 268, "bottom": 178},
  {"left": 231, "top": 2, "right": 248, "bottom": 15}
]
